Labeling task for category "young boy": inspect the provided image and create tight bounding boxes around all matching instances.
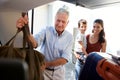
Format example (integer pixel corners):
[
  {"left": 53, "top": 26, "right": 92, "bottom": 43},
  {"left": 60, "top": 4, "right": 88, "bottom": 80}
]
[{"left": 74, "top": 19, "right": 88, "bottom": 80}]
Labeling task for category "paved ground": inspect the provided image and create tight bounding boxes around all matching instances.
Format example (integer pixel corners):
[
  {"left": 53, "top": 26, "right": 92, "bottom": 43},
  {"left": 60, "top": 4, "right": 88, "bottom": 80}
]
[{"left": 65, "top": 60, "right": 75, "bottom": 80}]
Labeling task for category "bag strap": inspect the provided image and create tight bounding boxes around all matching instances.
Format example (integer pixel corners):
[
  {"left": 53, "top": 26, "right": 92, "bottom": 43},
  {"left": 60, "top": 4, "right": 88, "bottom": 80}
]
[
  {"left": 4, "top": 29, "right": 21, "bottom": 46},
  {"left": 21, "top": 12, "right": 37, "bottom": 80},
  {"left": 21, "top": 12, "right": 33, "bottom": 48}
]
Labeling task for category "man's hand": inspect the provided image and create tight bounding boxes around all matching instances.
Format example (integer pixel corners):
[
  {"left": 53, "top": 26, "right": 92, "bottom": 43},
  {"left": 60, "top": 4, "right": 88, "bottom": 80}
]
[{"left": 16, "top": 14, "right": 28, "bottom": 29}]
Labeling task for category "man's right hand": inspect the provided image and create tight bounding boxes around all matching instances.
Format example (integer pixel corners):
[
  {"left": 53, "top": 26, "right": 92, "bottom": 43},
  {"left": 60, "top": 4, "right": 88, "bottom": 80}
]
[{"left": 16, "top": 14, "right": 28, "bottom": 29}]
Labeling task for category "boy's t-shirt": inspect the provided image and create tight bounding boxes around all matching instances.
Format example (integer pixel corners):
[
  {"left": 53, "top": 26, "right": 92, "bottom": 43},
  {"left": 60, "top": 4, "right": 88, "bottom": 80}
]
[{"left": 74, "top": 32, "right": 87, "bottom": 52}]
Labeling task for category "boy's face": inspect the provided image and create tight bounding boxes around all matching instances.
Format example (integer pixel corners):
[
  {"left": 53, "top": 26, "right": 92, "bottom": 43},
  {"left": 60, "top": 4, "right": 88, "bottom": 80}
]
[{"left": 79, "top": 23, "right": 87, "bottom": 34}]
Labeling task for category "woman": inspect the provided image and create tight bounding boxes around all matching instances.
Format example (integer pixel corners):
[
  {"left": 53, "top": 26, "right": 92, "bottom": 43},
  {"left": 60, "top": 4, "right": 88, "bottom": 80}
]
[
  {"left": 86, "top": 19, "right": 106, "bottom": 54},
  {"left": 78, "top": 19, "right": 107, "bottom": 80}
]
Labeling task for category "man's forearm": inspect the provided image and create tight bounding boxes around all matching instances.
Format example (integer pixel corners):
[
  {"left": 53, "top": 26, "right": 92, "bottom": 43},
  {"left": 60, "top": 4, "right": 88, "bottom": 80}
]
[
  {"left": 45, "top": 58, "right": 67, "bottom": 68},
  {"left": 28, "top": 34, "right": 37, "bottom": 48}
]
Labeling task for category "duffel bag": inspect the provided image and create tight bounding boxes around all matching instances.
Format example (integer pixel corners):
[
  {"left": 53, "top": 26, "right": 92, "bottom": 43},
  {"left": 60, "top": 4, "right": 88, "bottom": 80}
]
[{"left": 0, "top": 16, "right": 45, "bottom": 80}]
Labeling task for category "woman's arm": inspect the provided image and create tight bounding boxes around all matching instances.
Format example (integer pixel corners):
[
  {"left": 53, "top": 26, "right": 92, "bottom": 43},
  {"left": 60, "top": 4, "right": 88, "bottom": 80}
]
[{"left": 101, "top": 40, "right": 107, "bottom": 52}]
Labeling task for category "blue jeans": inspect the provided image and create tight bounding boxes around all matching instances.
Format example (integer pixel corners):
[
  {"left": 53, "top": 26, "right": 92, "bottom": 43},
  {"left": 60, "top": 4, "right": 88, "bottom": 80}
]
[
  {"left": 79, "top": 52, "right": 104, "bottom": 80},
  {"left": 75, "top": 59, "right": 84, "bottom": 80}
]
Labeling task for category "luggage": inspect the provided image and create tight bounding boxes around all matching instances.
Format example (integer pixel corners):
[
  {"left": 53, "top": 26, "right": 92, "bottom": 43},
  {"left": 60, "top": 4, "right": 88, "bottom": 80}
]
[
  {"left": 76, "top": 52, "right": 86, "bottom": 64},
  {"left": 0, "top": 59, "right": 28, "bottom": 80},
  {"left": 79, "top": 52, "right": 120, "bottom": 80},
  {"left": 79, "top": 52, "right": 104, "bottom": 80},
  {"left": 0, "top": 15, "right": 45, "bottom": 80},
  {"left": 96, "top": 58, "right": 120, "bottom": 80}
]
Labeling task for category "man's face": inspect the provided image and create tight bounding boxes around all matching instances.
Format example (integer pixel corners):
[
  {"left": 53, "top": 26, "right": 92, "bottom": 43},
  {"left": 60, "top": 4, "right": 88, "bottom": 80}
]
[{"left": 55, "top": 12, "right": 69, "bottom": 34}]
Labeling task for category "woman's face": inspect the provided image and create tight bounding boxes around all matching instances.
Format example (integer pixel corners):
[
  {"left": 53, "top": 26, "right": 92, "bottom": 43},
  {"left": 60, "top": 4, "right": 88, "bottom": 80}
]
[{"left": 93, "top": 23, "right": 103, "bottom": 35}]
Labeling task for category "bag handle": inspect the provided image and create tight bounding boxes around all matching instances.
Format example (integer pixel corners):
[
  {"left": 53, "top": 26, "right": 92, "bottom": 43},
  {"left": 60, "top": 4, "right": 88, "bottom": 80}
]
[
  {"left": 96, "top": 59, "right": 120, "bottom": 80},
  {"left": 21, "top": 12, "right": 37, "bottom": 80},
  {"left": 21, "top": 12, "right": 33, "bottom": 48},
  {"left": 4, "top": 29, "right": 21, "bottom": 46},
  {"left": 4, "top": 12, "right": 32, "bottom": 49}
]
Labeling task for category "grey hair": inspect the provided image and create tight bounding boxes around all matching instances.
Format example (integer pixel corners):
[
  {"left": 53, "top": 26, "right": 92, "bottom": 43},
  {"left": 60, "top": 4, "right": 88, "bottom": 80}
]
[{"left": 56, "top": 6, "right": 69, "bottom": 16}]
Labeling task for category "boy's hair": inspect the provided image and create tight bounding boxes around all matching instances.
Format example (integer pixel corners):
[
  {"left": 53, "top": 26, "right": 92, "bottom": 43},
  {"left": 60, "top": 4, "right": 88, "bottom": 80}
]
[{"left": 78, "top": 19, "right": 87, "bottom": 28}]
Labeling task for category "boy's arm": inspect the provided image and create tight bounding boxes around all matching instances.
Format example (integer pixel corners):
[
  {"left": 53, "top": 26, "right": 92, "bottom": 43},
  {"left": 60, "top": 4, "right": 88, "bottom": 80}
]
[{"left": 78, "top": 41, "right": 88, "bottom": 56}]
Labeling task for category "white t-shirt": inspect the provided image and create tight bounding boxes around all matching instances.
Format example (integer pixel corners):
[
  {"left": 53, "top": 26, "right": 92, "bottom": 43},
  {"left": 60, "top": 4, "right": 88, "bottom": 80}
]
[{"left": 74, "top": 32, "right": 87, "bottom": 52}]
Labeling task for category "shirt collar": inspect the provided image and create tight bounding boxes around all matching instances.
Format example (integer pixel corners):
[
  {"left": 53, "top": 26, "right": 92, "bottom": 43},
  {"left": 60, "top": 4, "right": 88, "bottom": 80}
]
[{"left": 53, "top": 27, "right": 65, "bottom": 36}]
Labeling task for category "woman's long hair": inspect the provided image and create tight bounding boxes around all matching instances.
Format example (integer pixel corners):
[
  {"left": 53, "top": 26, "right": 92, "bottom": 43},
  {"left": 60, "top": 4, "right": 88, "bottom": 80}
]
[{"left": 93, "top": 19, "right": 105, "bottom": 43}]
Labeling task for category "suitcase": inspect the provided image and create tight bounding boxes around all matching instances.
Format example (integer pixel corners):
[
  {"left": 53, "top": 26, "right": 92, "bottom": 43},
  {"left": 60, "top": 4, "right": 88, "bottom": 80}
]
[
  {"left": 79, "top": 52, "right": 120, "bottom": 80},
  {"left": 96, "top": 56, "right": 120, "bottom": 80}
]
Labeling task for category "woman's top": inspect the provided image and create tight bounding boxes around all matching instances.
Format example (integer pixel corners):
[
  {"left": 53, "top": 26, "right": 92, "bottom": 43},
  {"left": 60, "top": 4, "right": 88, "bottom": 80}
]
[{"left": 86, "top": 34, "right": 102, "bottom": 54}]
